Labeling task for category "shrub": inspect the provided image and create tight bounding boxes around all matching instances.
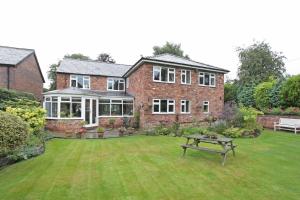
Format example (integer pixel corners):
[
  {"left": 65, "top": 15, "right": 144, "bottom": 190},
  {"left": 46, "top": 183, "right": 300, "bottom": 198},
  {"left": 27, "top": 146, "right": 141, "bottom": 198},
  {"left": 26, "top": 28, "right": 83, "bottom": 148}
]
[
  {"left": 237, "top": 83, "right": 256, "bottom": 107},
  {"left": 210, "top": 120, "right": 228, "bottom": 134},
  {"left": 133, "top": 111, "right": 140, "bottom": 128},
  {"left": 0, "top": 112, "right": 29, "bottom": 156},
  {"left": 0, "top": 88, "right": 37, "bottom": 110},
  {"left": 239, "top": 106, "right": 263, "bottom": 129},
  {"left": 280, "top": 75, "right": 300, "bottom": 107},
  {"left": 254, "top": 79, "right": 275, "bottom": 109},
  {"left": 6, "top": 107, "right": 45, "bottom": 135},
  {"left": 180, "top": 127, "right": 207, "bottom": 135},
  {"left": 172, "top": 121, "right": 181, "bottom": 136},
  {"left": 223, "top": 127, "right": 242, "bottom": 138},
  {"left": 224, "top": 82, "right": 238, "bottom": 102},
  {"left": 270, "top": 79, "right": 285, "bottom": 108},
  {"left": 282, "top": 107, "right": 300, "bottom": 116},
  {"left": 108, "top": 118, "right": 116, "bottom": 128},
  {"left": 97, "top": 127, "right": 105, "bottom": 133},
  {"left": 155, "top": 127, "right": 172, "bottom": 135}
]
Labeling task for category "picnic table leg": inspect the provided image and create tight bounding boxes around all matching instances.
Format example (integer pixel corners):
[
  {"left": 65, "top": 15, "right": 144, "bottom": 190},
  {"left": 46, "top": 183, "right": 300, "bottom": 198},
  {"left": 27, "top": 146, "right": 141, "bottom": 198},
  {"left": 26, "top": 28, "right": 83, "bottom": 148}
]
[
  {"left": 230, "top": 141, "right": 235, "bottom": 157},
  {"left": 182, "top": 147, "right": 187, "bottom": 156},
  {"left": 221, "top": 153, "right": 227, "bottom": 166}
]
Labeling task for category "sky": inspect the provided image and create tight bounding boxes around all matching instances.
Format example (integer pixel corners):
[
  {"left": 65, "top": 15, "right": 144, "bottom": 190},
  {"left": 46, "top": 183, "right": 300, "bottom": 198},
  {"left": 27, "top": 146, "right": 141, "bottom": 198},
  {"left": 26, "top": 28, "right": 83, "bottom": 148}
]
[{"left": 1, "top": 0, "right": 300, "bottom": 87}]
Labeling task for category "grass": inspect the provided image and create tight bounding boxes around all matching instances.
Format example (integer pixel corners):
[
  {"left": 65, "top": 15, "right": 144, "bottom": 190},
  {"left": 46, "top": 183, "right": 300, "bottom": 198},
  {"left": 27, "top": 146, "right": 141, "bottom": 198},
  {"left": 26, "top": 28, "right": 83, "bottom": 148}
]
[{"left": 0, "top": 130, "right": 300, "bottom": 200}]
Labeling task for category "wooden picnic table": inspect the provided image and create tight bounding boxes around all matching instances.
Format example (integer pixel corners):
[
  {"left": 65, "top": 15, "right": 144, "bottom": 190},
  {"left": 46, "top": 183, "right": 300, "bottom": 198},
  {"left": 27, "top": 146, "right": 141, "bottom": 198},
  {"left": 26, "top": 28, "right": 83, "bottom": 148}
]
[{"left": 181, "top": 134, "right": 237, "bottom": 166}]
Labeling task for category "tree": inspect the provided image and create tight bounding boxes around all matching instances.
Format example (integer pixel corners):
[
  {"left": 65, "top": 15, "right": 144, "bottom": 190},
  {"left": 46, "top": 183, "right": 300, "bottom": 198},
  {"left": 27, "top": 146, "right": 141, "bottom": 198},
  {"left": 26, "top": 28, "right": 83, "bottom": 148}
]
[
  {"left": 254, "top": 78, "right": 276, "bottom": 109},
  {"left": 153, "top": 42, "right": 189, "bottom": 58},
  {"left": 237, "top": 41, "right": 286, "bottom": 85},
  {"left": 64, "top": 53, "right": 90, "bottom": 60},
  {"left": 280, "top": 75, "right": 300, "bottom": 107},
  {"left": 237, "top": 83, "right": 256, "bottom": 107},
  {"left": 96, "top": 53, "right": 115, "bottom": 63},
  {"left": 224, "top": 82, "right": 238, "bottom": 103}
]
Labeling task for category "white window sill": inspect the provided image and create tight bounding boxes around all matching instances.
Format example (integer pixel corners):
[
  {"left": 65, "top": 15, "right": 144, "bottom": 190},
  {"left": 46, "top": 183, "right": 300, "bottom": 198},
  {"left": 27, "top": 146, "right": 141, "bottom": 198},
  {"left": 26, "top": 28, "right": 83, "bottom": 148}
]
[
  {"left": 199, "top": 84, "right": 216, "bottom": 88},
  {"left": 153, "top": 80, "right": 175, "bottom": 84},
  {"left": 98, "top": 115, "right": 133, "bottom": 118},
  {"left": 152, "top": 113, "right": 176, "bottom": 115},
  {"left": 45, "top": 117, "right": 83, "bottom": 120},
  {"left": 181, "top": 83, "right": 192, "bottom": 85},
  {"left": 181, "top": 112, "right": 191, "bottom": 114}
]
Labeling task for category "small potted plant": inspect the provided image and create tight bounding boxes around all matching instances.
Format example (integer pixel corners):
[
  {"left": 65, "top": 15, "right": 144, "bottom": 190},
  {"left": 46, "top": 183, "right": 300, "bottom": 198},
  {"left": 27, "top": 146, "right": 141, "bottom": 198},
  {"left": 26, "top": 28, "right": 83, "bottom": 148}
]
[
  {"left": 127, "top": 127, "right": 135, "bottom": 135},
  {"left": 118, "top": 127, "right": 126, "bottom": 137},
  {"left": 109, "top": 118, "right": 116, "bottom": 129},
  {"left": 97, "top": 127, "right": 105, "bottom": 138},
  {"left": 79, "top": 121, "right": 87, "bottom": 138}
]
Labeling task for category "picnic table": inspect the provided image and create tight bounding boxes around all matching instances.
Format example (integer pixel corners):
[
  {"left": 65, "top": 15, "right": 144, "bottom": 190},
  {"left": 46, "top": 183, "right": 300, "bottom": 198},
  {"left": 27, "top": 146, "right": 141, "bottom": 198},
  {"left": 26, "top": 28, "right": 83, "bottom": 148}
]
[{"left": 181, "top": 134, "right": 237, "bottom": 166}]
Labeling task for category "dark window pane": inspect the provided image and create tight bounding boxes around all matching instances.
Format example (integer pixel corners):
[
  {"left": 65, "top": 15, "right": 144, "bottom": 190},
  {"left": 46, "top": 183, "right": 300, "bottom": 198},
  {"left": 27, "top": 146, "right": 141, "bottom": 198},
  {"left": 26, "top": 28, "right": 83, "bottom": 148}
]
[
  {"left": 154, "top": 70, "right": 160, "bottom": 80},
  {"left": 113, "top": 80, "right": 119, "bottom": 90},
  {"left": 119, "top": 82, "right": 124, "bottom": 90},
  {"left": 160, "top": 100, "right": 168, "bottom": 112},
  {"left": 108, "top": 82, "right": 113, "bottom": 90},
  {"left": 71, "top": 79, "right": 76, "bottom": 87},
  {"left": 111, "top": 104, "right": 122, "bottom": 116},
  {"left": 45, "top": 102, "right": 51, "bottom": 117},
  {"left": 92, "top": 100, "right": 96, "bottom": 123},
  {"left": 168, "top": 104, "right": 174, "bottom": 113},
  {"left": 84, "top": 79, "right": 89, "bottom": 88},
  {"left": 186, "top": 71, "right": 191, "bottom": 83},
  {"left": 60, "top": 102, "right": 71, "bottom": 118},
  {"left": 52, "top": 102, "right": 58, "bottom": 117},
  {"left": 85, "top": 99, "right": 90, "bottom": 123},
  {"left": 169, "top": 72, "right": 174, "bottom": 82},
  {"left": 72, "top": 103, "right": 81, "bottom": 117},
  {"left": 204, "top": 74, "right": 210, "bottom": 85},
  {"left": 123, "top": 103, "right": 133, "bottom": 115},
  {"left": 161, "top": 68, "right": 168, "bottom": 82},
  {"left": 99, "top": 99, "right": 110, "bottom": 103},
  {"left": 182, "top": 73, "right": 186, "bottom": 83},
  {"left": 78, "top": 76, "right": 83, "bottom": 88},
  {"left": 154, "top": 104, "right": 159, "bottom": 112},
  {"left": 99, "top": 104, "right": 110, "bottom": 116}
]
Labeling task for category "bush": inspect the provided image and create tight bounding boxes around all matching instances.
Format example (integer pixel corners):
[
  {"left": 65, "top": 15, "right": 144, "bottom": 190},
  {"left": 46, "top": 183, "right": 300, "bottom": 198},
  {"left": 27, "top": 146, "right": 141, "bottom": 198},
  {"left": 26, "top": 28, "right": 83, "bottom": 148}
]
[
  {"left": 223, "top": 127, "right": 242, "bottom": 138},
  {"left": 270, "top": 79, "right": 284, "bottom": 108},
  {"left": 180, "top": 127, "right": 207, "bottom": 135},
  {"left": 0, "top": 112, "right": 29, "bottom": 156},
  {"left": 0, "top": 88, "right": 37, "bottom": 110},
  {"left": 254, "top": 79, "right": 275, "bottom": 109},
  {"left": 237, "top": 83, "right": 256, "bottom": 107},
  {"left": 239, "top": 106, "right": 263, "bottom": 129},
  {"left": 108, "top": 118, "right": 116, "bottom": 128},
  {"left": 262, "top": 107, "right": 300, "bottom": 116},
  {"left": 6, "top": 107, "right": 45, "bottom": 135},
  {"left": 280, "top": 75, "right": 300, "bottom": 107},
  {"left": 154, "top": 126, "right": 172, "bottom": 135},
  {"left": 97, "top": 127, "right": 105, "bottom": 133},
  {"left": 224, "top": 82, "right": 238, "bottom": 102},
  {"left": 210, "top": 120, "right": 228, "bottom": 134}
]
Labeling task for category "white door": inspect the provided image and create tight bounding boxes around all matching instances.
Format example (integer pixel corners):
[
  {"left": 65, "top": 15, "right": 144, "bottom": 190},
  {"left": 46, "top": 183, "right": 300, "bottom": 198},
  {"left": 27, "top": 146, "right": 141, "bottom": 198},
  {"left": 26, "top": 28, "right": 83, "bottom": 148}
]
[{"left": 84, "top": 98, "right": 98, "bottom": 127}]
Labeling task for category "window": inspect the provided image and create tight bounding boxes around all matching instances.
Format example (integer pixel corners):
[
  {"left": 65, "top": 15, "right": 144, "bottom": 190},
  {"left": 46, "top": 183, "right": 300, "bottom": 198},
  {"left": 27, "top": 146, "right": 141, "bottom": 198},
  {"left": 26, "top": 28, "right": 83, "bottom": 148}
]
[
  {"left": 107, "top": 78, "right": 125, "bottom": 91},
  {"left": 70, "top": 75, "right": 90, "bottom": 89},
  {"left": 203, "top": 101, "right": 209, "bottom": 113},
  {"left": 99, "top": 99, "right": 133, "bottom": 116},
  {"left": 153, "top": 66, "right": 175, "bottom": 83},
  {"left": 152, "top": 99, "right": 175, "bottom": 114},
  {"left": 181, "top": 100, "right": 190, "bottom": 113},
  {"left": 199, "top": 72, "right": 215, "bottom": 87},
  {"left": 45, "top": 96, "right": 58, "bottom": 118},
  {"left": 60, "top": 97, "right": 82, "bottom": 118},
  {"left": 181, "top": 70, "right": 191, "bottom": 84},
  {"left": 44, "top": 96, "right": 82, "bottom": 118},
  {"left": 126, "top": 78, "right": 129, "bottom": 89}
]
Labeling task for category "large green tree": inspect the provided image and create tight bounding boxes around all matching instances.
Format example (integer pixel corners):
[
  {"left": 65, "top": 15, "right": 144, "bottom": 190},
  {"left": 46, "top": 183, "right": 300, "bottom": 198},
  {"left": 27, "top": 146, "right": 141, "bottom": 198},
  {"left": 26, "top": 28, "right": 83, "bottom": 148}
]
[
  {"left": 153, "top": 42, "right": 189, "bottom": 58},
  {"left": 96, "top": 53, "right": 115, "bottom": 63},
  {"left": 237, "top": 41, "right": 286, "bottom": 85},
  {"left": 47, "top": 53, "right": 90, "bottom": 90}
]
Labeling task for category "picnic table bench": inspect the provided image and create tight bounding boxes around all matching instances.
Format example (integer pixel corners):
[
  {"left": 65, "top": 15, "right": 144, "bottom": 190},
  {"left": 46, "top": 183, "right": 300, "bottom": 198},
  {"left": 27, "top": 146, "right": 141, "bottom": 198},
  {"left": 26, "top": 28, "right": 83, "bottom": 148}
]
[{"left": 181, "top": 134, "right": 237, "bottom": 166}]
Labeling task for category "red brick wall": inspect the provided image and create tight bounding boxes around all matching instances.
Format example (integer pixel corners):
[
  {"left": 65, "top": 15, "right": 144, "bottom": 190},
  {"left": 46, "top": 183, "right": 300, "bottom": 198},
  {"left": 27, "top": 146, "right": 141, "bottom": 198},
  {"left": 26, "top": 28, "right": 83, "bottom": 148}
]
[
  {"left": 56, "top": 73, "right": 108, "bottom": 91},
  {"left": 10, "top": 54, "right": 44, "bottom": 100},
  {"left": 45, "top": 119, "right": 82, "bottom": 137},
  {"left": 257, "top": 115, "right": 300, "bottom": 129},
  {"left": 0, "top": 66, "right": 8, "bottom": 88},
  {"left": 98, "top": 117, "right": 125, "bottom": 128},
  {"left": 127, "top": 63, "right": 225, "bottom": 128}
]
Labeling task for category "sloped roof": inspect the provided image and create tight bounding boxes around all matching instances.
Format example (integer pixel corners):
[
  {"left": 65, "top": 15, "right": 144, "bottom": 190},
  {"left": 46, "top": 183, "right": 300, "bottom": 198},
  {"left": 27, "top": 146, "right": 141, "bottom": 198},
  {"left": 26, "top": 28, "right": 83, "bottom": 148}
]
[
  {"left": 57, "top": 59, "right": 131, "bottom": 77},
  {"left": 43, "top": 87, "right": 133, "bottom": 98},
  {"left": 123, "top": 53, "right": 229, "bottom": 77},
  {"left": 0, "top": 46, "right": 34, "bottom": 65}
]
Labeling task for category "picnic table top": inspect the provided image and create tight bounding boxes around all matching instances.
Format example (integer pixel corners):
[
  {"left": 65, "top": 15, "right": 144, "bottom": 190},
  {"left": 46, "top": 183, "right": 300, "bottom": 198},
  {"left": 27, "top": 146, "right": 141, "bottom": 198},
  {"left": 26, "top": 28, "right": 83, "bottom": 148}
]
[{"left": 184, "top": 134, "right": 233, "bottom": 143}]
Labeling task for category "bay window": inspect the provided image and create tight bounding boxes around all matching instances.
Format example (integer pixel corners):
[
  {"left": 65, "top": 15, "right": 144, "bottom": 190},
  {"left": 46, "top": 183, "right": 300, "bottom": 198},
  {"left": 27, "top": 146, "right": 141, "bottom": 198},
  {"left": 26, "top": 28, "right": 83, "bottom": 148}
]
[
  {"left": 153, "top": 66, "right": 175, "bottom": 83},
  {"left": 99, "top": 99, "right": 133, "bottom": 116},
  {"left": 107, "top": 78, "right": 125, "bottom": 91},
  {"left": 199, "top": 72, "right": 215, "bottom": 87},
  {"left": 70, "top": 75, "right": 90, "bottom": 89},
  {"left": 181, "top": 100, "right": 190, "bottom": 113},
  {"left": 181, "top": 70, "right": 191, "bottom": 84},
  {"left": 152, "top": 99, "right": 175, "bottom": 114}
]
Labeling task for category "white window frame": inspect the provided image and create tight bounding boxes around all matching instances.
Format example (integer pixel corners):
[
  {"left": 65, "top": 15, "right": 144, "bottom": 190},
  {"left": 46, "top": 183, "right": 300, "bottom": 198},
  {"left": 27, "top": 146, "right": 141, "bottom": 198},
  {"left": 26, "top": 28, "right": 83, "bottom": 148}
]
[
  {"left": 199, "top": 72, "right": 216, "bottom": 87},
  {"left": 107, "top": 78, "right": 125, "bottom": 91},
  {"left": 181, "top": 100, "right": 191, "bottom": 114},
  {"left": 98, "top": 98, "right": 134, "bottom": 117},
  {"left": 152, "top": 99, "right": 175, "bottom": 114},
  {"left": 70, "top": 75, "right": 90, "bottom": 89},
  {"left": 203, "top": 101, "right": 209, "bottom": 113},
  {"left": 126, "top": 78, "right": 129, "bottom": 89},
  {"left": 181, "top": 69, "right": 191, "bottom": 84},
  {"left": 152, "top": 66, "right": 175, "bottom": 83}
]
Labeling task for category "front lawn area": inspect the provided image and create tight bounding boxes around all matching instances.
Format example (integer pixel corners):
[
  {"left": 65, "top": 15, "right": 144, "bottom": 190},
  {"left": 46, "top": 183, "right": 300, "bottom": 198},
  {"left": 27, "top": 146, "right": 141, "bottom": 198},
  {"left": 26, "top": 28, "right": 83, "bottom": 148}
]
[{"left": 0, "top": 130, "right": 299, "bottom": 200}]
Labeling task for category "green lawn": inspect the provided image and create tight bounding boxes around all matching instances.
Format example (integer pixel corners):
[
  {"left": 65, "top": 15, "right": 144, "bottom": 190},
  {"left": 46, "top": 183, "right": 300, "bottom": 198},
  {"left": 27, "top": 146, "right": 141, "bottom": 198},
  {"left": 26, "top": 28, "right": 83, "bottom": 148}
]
[{"left": 0, "top": 130, "right": 300, "bottom": 200}]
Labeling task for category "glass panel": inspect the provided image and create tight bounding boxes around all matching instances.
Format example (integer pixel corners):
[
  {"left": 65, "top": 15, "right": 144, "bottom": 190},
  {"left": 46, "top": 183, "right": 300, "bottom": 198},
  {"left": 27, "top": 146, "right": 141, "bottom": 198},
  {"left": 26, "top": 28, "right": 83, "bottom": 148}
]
[
  {"left": 123, "top": 100, "right": 133, "bottom": 104},
  {"left": 210, "top": 75, "right": 215, "bottom": 86},
  {"left": 78, "top": 76, "right": 83, "bottom": 88},
  {"left": 119, "top": 82, "right": 124, "bottom": 90},
  {"left": 71, "top": 79, "right": 77, "bottom": 87},
  {"left": 112, "top": 100, "right": 122, "bottom": 103},
  {"left": 182, "top": 72, "right": 186, "bottom": 83},
  {"left": 52, "top": 102, "right": 58, "bottom": 117},
  {"left": 85, "top": 99, "right": 90, "bottom": 124},
  {"left": 60, "top": 102, "right": 71, "bottom": 118},
  {"left": 72, "top": 97, "right": 81, "bottom": 102},
  {"left": 153, "top": 104, "right": 159, "bottom": 112},
  {"left": 168, "top": 104, "right": 174, "bottom": 113},
  {"left": 83, "top": 79, "right": 89, "bottom": 89},
  {"left": 181, "top": 103, "right": 185, "bottom": 113},
  {"left": 160, "top": 100, "right": 168, "bottom": 112},
  {"left": 61, "top": 97, "right": 70, "bottom": 101},
  {"left": 45, "top": 102, "right": 51, "bottom": 117},
  {"left": 99, "top": 99, "right": 110, "bottom": 103},
  {"left": 52, "top": 97, "right": 58, "bottom": 102},
  {"left": 161, "top": 68, "right": 168, "bottom": 82},
  {"left": 99, "top": 104, "right": 110, "bottom": 116},
  {"left": 45, "top": 97, "right": 50, "bottom": 101},
  {"left": 186, "top": 101, "right": 190, "bottom": 112},
  {"left": 123, "top": 103, "right": 133, "bottom": 116},
  {"left": 111, "top": 104, "right": 122, "bottom": 116},
  {"left": 204, "top": 73, "right": 210, "bottom": 85},
  {"left": 153, "top": 70, "right": 160, "bottom": 81},
  {"left": 92, "top": 100, "right": 96, "bottom": 123},
  {"left": 113, "top": 80, "right": 119, "bottom": 90},
  {"left": 71, "top": 103, "right": 81, "bottom": 117},
  {"left": 186, "top": 71, "right": 191, "bottom": 84},
  {"left": 108, "top": 81, "right": 113, "bottom": 90}
]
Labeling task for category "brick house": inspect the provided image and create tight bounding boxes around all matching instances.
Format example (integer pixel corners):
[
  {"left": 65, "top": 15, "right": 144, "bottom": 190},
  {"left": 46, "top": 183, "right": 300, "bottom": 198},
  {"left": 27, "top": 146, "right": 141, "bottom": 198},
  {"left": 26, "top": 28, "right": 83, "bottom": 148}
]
[
  {"left": 0, "top": 46, "right": 45, "bottom": 100},
  {"left": 43, "top": 54, "right": 229, "bottom": 133}
]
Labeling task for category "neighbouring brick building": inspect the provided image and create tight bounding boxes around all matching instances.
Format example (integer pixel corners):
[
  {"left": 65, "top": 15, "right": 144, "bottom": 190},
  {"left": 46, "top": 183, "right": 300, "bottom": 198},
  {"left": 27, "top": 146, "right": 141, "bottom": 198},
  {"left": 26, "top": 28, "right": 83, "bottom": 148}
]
[
  {"left": 0, "top": 46, "right": 45, "bottom": 100},
  {"left": 43, "top": 54, "right": 229, "bottom": 134}
]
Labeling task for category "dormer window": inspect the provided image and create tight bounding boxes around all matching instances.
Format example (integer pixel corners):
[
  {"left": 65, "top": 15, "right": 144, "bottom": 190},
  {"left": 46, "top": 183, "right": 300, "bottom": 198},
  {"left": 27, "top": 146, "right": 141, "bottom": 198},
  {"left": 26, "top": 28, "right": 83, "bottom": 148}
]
[
  {"left": 70, "top": 75, "right": 90, "bottom": 89},
  {"left": 107, "top": 78, "right": 125, "bottom": 91}
]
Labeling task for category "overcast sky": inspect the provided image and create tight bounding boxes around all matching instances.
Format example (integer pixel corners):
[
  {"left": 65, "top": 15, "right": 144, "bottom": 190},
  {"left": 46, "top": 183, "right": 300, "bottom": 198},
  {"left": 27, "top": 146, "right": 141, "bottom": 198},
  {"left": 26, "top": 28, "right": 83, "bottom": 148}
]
[{"left": 1, "top": 0, "right": 300, "bottom": 87}]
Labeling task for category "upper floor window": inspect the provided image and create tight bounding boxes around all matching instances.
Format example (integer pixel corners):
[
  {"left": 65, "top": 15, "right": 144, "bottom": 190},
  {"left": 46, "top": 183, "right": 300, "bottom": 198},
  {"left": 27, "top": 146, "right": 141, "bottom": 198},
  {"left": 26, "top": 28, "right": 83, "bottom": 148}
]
[
  {"left": 181, "top": 70, "right": 191, "bottom": 84},
  {"left": 70, "top": 75, "right": 90, "bottom": 89},
  {"left": 199, "top": 72, "right": 215, "bottom": 87},
  {"left": 153, "top": 99, "right": 175, "bottom": 114},
  {"left": 107, "top": 78, "right": 125, "bottom": 91},
  {"left": 153, "top": 66, "right": 175, "bottom": 83}
]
